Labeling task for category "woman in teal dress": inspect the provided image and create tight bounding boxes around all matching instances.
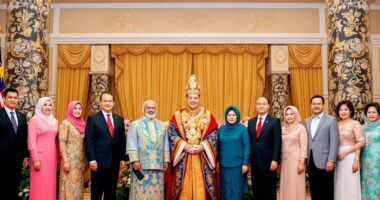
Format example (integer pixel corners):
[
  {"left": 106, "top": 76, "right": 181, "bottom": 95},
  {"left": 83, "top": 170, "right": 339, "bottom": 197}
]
[
  {"left": 219, "top": 105, "right": 250, "bottom": 200},
  {"left": 361, "top": 102, "right": 380, "bottom": 200}
]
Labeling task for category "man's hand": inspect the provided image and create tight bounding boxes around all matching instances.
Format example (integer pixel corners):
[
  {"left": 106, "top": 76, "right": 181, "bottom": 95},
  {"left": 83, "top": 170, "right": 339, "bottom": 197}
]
[
  {"left": 326, "top": 160, "right": 334, "bottom": 172},
  {"left": 242, "top": 165, "right": 249, "bottom": 174},
  {"left": 193, "top": 145, "right": 204, "bottom": 154},
  {"left": 270, "top": 161, "right": 278, "bottom": 171},
  {"left": 164, "top": 163, "right": 169, "bottom": 172},
  {"left": 22, "top": 158, "right": 29, "bottom": 169},
  {"left": 184, "top": 144, "right": 192, "bottom": 153},
  {"left": 90, "top": 161, "right": 98, "bottom": 172},
  {"left": 33, "top": 160, "right": 41, "bottom": 171},
  {"left": 120, "top": 160, "right": 126, "bottom": 170},
  {"left": 133, "top": 162, "right": 141, "bottom": 171}
]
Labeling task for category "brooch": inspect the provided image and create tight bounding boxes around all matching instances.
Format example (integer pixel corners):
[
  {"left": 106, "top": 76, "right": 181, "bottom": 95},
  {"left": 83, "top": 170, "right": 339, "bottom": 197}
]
[{"left": 202, "top": 117, "right": 207, "bottom": 124}]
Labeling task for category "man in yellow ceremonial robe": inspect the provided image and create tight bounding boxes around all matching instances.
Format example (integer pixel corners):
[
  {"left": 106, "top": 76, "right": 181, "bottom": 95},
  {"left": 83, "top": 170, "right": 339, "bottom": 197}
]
[{"left": 167, "top": 75, "right": 219, "bottom": 200}]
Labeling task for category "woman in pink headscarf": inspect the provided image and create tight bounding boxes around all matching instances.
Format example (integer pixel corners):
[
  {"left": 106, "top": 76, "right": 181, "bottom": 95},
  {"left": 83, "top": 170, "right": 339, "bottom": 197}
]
[
  {"left": 28, "top": 97, "right": 59, "bottom": 200},
  {"left": 58, "top": 101, "right": 86, "bottom": 200},
  {"left": 279, "top": 106, "right": 308, "bottom": 200}
]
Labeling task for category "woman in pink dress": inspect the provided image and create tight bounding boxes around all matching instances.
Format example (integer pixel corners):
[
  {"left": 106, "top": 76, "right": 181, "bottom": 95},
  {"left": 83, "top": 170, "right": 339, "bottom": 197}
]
[
  {"left": 334, "top": 100, "right": 365, "bottom": 200},
  {"left": 28, "top": 97, "right": 59, "bottom": 200},
  {"left": 279, "top": 105, "right": 308, "bottom": 200}
]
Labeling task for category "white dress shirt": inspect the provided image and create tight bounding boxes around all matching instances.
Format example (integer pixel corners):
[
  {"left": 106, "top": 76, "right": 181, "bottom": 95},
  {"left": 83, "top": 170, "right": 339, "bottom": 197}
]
[
  {"left": 4, "top": 105, "right": 19, "bottom": 126},
  {"left": 311, "top": 112, "right": 324, "bottom": 138},
  {"left": 256, "top": 113, "right": 268, "bottom": 129},
  {"left": 101, "top": 110, "right": 114, "bottom": 127}
]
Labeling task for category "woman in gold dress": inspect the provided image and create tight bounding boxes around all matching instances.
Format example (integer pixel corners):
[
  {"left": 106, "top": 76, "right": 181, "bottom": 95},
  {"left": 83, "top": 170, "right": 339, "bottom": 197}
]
[{"left": 59, "top": 101, "right": 86, "bottom": 200}]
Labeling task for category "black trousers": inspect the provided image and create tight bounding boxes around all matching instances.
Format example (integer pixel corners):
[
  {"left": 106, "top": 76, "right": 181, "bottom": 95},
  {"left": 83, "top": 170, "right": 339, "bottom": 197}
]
[
  {"left": 308, "top": 151, "right": 334, "bottom": 200},
  {"left": 91, "top": 162, "right": 120, "bottom": 200},
  {"left": 0, "top": 158, "right": 23, "bottom": 200},
  {"left": 251, "top": 165, "right": 277, "bottom": 200}
]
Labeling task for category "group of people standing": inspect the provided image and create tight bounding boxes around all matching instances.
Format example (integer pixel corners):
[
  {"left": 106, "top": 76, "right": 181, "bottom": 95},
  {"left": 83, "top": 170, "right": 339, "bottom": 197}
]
[{"left": 0, "top": 74, "right": 380, "bottom": 200}]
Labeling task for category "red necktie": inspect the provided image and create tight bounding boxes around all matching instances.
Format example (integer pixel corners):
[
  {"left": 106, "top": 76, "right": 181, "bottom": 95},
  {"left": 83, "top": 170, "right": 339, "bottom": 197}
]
[
  {"left": 107, "top": 114, "right": 114, "bottom": 137},
  {"left": 256, "top": 117, "right": 262, "bottom": 138}
]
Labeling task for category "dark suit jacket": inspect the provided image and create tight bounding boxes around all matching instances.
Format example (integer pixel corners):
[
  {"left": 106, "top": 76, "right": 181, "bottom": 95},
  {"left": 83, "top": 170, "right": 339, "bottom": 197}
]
[
  {"left": 248, "top": 115, "right": 281, "bottom": 171},
  {"left": 0, "top": 108, "right": 28, "bottom": 166},
  {"left": 85, "top": 111, "right": 126, "bottom": 169}
]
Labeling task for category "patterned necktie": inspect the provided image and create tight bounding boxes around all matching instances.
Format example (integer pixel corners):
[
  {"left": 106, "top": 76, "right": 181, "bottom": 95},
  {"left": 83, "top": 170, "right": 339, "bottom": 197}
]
[
  {"left": 10, "top": 112, "right": 18, "bottom": 133},
  {"left": 107, "top": 113, "right": 114, "bottom": 137},
  {"left": 256, "top": 117, "right": 262, "bottom": 138}
]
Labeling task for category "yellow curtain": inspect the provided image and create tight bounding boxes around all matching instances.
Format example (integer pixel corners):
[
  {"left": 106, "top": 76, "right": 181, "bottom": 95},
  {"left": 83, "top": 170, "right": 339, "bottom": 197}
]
[
  {"left": 112, "top": 44, "right": 268, "bottom": 121},
  {"left": 289, "top": 44, "right": 322, "bottom": 120},
  {"left": 194, "top": 44, "right": 268, "bottom": 120},
  {"left": 112, "top": 44, "right": 192, "bottom": 121},
  {"left": 56, "top": 44, "right": 91, "bottom": 122}
]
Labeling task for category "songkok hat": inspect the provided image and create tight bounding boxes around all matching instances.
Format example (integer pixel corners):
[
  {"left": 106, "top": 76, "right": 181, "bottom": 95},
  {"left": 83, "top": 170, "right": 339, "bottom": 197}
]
[{"left": 185, "top": 74, "right": 201, "bottom": 96}]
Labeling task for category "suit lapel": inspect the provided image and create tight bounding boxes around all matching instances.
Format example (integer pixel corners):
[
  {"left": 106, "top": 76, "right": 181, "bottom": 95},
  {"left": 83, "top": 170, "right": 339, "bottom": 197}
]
[
  {"left": 15, "top": 110, "right": 24, "bottom": 134},
  {"left": 258, "top": 115, "right": 270, "bottom": 140},
  {"left": 112, "top": 113, "right": 118, "bottom": 138},
  {"left": 251, "top": 117, "right": 258, "bottom": 139},
  {"left": 97, "top": 111, "right": 112, "bottom": 138},
  {"left": 305, "top": 118, "right": 312, "bottom": 139},
  {"left": 0, "top": 108, "right": 16, "bottom": 134}
]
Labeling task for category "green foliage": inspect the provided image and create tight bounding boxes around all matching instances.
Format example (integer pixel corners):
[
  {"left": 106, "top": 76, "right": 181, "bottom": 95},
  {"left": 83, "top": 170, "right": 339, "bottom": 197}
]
[
  {"left": 18, "top": 169, "right": 30, "bottom": 200},
  {"left": 116, "top": 162, "right": 131, "bottom": 200}
]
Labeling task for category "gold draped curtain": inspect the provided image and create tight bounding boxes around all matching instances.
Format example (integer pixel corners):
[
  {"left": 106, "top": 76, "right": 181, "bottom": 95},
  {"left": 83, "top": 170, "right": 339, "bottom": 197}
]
[
  {"left": 289, "top": 44, "right": 322, "bottom": 120},
  {"left": 56, "top": 44, "right": 91, "bottom": 122},
  {"left": 112, "top": 44, "right": 268, "bottom": 121}
]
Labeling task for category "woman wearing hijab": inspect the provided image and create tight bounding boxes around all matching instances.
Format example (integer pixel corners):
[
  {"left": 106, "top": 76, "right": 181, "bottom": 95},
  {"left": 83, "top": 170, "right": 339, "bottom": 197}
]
[
  {"left": 219, "top": 105, "right": 250, "bottom": 200},
  {"left": 279, "top": 106, "right": 308, "bottom": 200},
  {"left": 361, "top": 102, "right": 380, "bottom": 200},
  {"left": 59, "top": 101, "right": 86, "bottom": 200},
  {"left": 28, "top": 97, "right": 59, "bottom": 200}
]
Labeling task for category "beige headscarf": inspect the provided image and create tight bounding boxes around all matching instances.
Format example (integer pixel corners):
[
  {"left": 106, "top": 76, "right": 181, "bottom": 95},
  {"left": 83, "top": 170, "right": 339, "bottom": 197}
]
[{"left": 282, "top": 105, "right": 303, "bottom": 134}]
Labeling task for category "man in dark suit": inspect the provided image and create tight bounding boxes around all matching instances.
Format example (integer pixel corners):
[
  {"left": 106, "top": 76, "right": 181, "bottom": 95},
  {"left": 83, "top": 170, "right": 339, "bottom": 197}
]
[
  {"left": 304, "top": 95, "right": 339, "bottom": 200},
  {"left": 0, "top": 88, "right": 29, "bottom": 200},
  {"left": 85, "top": 93, "right": 126, "bottom": 200},
  {"left": 248, "top": 96, "right": 281, "bottom": 200}
]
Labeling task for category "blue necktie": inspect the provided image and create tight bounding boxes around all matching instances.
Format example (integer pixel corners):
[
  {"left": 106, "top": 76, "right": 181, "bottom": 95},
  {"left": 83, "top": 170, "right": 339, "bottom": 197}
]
[{"left": 10, "top": 112, "right": 18, "bottom": 133}]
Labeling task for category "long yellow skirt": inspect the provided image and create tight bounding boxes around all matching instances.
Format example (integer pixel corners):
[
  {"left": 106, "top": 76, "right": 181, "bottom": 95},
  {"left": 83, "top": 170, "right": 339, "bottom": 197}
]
[{"left": 178, "top": 154, "right": 207, "bottom": 200}]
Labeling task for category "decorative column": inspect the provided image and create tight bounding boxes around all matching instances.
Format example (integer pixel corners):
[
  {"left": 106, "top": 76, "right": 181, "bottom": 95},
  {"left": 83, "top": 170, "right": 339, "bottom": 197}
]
[
  {"left": 5, "top": 0, "right": 50, "bottom": 119},
  {"left": 266, "top": 45, "right": 290, "bottom": 122},
  {"left": 327, "top": 0, "right": 372, "bottom": 120},
  {"left": 90, "top": 45, "right": 113, "bottom": 112}
]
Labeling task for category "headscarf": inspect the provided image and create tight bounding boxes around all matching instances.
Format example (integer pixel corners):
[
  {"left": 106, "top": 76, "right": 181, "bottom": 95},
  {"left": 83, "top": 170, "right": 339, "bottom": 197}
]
[
  {"left": 65, "top": 101, "right": 86, "bottom": 134},
  {"left": 34, "top": 97, "right": 57, "bottom": 127},
  {"left": 282, "top": 105, "right": 303, "bottom": 134},
  {"left": 221, "top": 105, "right": 242, "bottom": 132},
  {"left": 364, "top": 117, "right": 380, "bottom": 132}
]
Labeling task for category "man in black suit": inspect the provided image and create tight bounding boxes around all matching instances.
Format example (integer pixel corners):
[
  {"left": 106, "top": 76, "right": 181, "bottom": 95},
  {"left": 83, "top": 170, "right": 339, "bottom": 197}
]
[
  {"left": 85, "top": 93, "right": 126, "bottom": 200},
  {"left": 248, "top": 96, "right": 281, "bottom": 200},
  {"left": 0, "top": 88, "right": 29, "bottom": 200}
]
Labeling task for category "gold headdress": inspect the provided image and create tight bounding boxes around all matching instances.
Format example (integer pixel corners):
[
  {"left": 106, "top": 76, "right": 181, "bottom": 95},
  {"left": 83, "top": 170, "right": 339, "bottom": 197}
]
[{"left": 185, "top": 74, "right": 200, "bottom": 96}]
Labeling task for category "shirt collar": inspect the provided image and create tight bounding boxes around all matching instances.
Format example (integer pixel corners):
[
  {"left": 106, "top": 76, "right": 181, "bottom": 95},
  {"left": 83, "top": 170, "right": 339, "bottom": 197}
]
[
  {"left": 101, "top": 109, "right": 112, "bottom": 117},
  {"left": 258, "top": 113, "right": 268, "bottom": 120},
  {"left": 314, "top": 112, "right": 324, "bottom": 119},
  {"left": 4, "top": 106, "right": 16, "bottom": 115}
]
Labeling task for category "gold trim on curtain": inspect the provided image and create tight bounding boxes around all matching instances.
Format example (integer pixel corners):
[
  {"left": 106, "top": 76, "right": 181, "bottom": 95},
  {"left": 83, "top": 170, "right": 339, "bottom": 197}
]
[
  {"left": 112, "top": 44, "right": 268, "bottom": 121},
  {"left": 289, "top": 44, "right": 322, "bottom": 120},
  {"left": 56, "top": 44, "right": 91, "bottom": 122}
]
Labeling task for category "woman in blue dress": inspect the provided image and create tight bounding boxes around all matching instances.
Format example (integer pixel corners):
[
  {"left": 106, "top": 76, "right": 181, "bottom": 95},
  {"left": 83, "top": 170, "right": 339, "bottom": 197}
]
[
  {"left": 219, "top": 105, "right": 250, "bottom": 200},
  {"left": 361, "top": 102, "right": 380, "bottom": 200}
]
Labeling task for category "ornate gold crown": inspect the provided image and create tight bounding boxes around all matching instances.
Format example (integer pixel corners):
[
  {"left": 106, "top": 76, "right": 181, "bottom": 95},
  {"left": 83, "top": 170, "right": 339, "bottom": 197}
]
[{"left": 185, "top": 74, "right": 201, "bottom": 96}]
